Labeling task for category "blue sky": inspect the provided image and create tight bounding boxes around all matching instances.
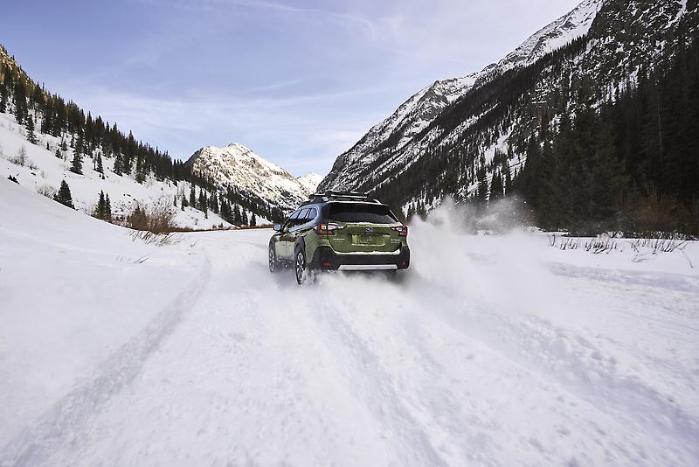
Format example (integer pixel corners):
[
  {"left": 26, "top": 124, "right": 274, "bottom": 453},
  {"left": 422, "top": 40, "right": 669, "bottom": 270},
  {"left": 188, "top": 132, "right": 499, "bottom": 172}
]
[{"left": 2, "top": 0, "right": 580, "bottom": 175}]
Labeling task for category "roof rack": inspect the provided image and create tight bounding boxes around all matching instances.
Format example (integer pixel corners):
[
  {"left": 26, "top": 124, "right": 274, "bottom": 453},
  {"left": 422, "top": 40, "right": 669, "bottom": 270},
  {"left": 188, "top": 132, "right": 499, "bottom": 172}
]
[{"left": 305, "top": 191, "right": 381, "bottom": 204}]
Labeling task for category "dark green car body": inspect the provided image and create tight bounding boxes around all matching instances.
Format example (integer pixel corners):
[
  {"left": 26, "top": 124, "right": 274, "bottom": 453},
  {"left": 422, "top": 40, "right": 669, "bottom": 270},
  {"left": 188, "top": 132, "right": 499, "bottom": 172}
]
[{"left": 268, "top": 193, "right": 410, "bottom": 284}]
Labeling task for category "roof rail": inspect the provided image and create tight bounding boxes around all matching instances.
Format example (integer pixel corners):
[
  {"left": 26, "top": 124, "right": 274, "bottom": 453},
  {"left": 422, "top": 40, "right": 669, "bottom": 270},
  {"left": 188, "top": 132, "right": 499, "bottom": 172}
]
[{"left": 307, "top": 191, "right": 381, "bottom": 204}]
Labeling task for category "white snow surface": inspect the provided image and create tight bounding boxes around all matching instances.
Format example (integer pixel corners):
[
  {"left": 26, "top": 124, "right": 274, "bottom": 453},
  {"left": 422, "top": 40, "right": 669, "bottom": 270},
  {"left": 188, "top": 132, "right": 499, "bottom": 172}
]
[
  {"left": 187, "top": 143, "right": 319, "bottom": 210},
  {"left": 1, "top": 181, "right": 699, "bottom": 466}
]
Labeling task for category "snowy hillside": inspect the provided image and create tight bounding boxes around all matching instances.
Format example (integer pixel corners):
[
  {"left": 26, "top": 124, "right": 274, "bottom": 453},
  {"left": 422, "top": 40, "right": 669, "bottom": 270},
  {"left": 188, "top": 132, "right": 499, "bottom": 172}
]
[
  {"left": 0, "top": 113, "right": 229, "bottom": 229},
  {"left": 1, "top": 181, "right": 698, "bottom": 465},
  {"left": 320, "top": 0, "right": 602, "bottom": 192},
  {"left": 0, "top": 44, "right": 312, "bottom": 228},
  {"left": 186, "top": 143, "right": 320, "bottom": 210}
]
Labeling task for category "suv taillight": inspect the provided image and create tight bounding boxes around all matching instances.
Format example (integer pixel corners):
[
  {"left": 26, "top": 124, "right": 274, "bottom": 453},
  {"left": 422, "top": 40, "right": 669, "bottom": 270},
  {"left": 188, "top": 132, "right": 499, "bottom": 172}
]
[
  {"left": 391, "top": 225, "right": 408, "bottom": 237},
  {"left": 315, "top": 223, "right": 343, "bottom": 236}
]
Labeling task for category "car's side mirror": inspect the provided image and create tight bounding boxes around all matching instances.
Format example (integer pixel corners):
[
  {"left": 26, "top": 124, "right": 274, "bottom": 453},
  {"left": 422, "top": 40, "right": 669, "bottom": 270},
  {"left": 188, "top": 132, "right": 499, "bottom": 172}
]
[{"left": 273, "top": 223, "right": 283, "bottom": 232}]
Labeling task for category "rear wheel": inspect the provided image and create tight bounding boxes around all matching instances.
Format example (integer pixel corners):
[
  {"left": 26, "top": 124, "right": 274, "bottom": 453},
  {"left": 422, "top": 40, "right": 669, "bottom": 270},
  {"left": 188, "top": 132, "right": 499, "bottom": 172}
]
[
  {"left": 295, "top": 248, "right": 306, "bottom": 285},
  {"left": 269, "top": 245, "right": 279, "bottom": 273}
]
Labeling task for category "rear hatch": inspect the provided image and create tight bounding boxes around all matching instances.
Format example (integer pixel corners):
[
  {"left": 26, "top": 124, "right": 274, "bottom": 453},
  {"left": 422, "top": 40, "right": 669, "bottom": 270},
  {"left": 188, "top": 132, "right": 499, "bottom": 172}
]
[{"left": 324, "top": 202, "right": 403, "bottom": 254}]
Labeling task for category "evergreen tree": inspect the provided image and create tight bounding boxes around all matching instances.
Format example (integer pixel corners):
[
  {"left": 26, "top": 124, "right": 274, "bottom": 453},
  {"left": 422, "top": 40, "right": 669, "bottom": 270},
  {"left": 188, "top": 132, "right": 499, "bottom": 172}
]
[
  {"left": 41, "top": 102, "right": 53, "bottom": 135},
  {"left": 417, "top": 201, "right": 427, "bottom": 220},
  {"left": 96, "top": 153, "right": 104, "bottom": 177},
  {"left": 74, "top": 133, "right": 84, "bottom": 156},
  {"left": 189, "top": 184, "right": 196, "bottom": 209},
  {"left": 129, "top": 204, "right": 147, "bottom": 230},
  {"left": 54, "top": 147, "right": 61, "bottom": 159},
  {"left": 502, "top": 160, "right": 512, "bottom": 195},
  {"left": 54, "top": 180, "right": 74, "bottom": 208},
  {"left": 104, "top": 194, "right": 112, "bottom": 222},
  {"left": 233, "top": 204, "right": 242, "bottom": 225},
  {"left": 25, "top": 115, "right": 37, "bottom": 144},
  {"left": 199, "top": 189, "right": 208, "bottom": 215},
  {"left": 70, "top": 150, "right": 83, "bottom": 175},
  {"left": 94, "top": 191, "right": 106, "bottom": 219},
  {"left": 250, "top": 212, "right": 256, "bottom": 227},
  {"left": 135, "top": 157, "right": 146, "bottom": 183},
  {"left": 475, "top": 166, "right": 489, "bottom": 206},
  {"left": 123, "top": 153, "right": 133, "bottom": 175},
  {"left": 113, "top": 153, "right": 123, "bottom": 176},
  {"left": 220, "top": 200, "right": 233, "bottom": 224},
  {"left": 490, "top": 172, "right": 504, "bottom": 202},
  {"left": 13, "top": 82, "right": 27, "bottom": 124},
  {"left": 242, "top": 209, "right": 249, "bottom": 226}
]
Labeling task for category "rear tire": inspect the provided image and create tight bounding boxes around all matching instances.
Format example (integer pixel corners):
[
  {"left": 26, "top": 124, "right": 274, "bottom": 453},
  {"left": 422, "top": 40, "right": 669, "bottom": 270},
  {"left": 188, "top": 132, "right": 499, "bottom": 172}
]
[
  {"left": 269, "top": 245, "right": 279, "bottom": 273},
  {"left": 295, "top": 248, "right": 307, "bottom": 285}
]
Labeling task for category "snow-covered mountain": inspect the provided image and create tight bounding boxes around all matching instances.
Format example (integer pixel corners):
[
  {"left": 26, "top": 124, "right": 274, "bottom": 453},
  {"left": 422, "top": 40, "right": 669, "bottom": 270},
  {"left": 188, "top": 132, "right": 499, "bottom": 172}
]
[
  {"left": 186, "top": 143, "right": 319, "bottom": 210},
  {"left": 488, "top": 0, "right": 601, "bottom": 75},
  {"left": 320, "top": 0, "right": 603, "bottom": 192},
  {"left": 319, "top": 0, "right": 697, "bottom": 222},
  {"left": 296, "top": 172, "right": 323, "bottom": 195}
]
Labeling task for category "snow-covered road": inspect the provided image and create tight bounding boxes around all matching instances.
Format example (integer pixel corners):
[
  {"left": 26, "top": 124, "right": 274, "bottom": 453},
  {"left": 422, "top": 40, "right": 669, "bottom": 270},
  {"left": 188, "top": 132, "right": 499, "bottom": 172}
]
[{"left": 1, "top": 180, "right": 698, "bottom": 466}]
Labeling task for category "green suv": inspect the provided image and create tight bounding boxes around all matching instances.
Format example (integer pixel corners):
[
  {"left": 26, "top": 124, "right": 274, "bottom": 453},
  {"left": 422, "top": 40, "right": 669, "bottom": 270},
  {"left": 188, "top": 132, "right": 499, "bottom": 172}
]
[{"left": 268, "top": 192, "right": 410, "bottom": 284}]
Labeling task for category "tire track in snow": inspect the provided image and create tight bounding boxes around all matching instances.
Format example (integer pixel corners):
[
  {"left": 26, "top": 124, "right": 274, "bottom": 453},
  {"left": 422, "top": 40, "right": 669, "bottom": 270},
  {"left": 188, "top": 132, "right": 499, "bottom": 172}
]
[
  {"left": 415, "top": 278, "right": 699, "bottom": 465},
  {"left": 313, "top": 306, "right": 449, "bottom": 467},
  {"left": 0, "top": 257, "right": 212, "bottom": 467}
]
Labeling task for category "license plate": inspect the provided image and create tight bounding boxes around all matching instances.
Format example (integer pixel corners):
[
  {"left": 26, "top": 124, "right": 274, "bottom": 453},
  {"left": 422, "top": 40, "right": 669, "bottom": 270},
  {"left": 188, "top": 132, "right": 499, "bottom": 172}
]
[
  {"left": 357, "top": 235, "right": 374, "bottom": 244},
  {"left": 354, "top": 234, "right": 381, "bottom": 245}
]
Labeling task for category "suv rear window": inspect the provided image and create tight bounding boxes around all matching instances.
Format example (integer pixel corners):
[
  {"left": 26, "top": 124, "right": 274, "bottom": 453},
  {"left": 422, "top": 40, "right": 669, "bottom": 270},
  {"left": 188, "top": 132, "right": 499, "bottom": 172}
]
[
  {"left": 326, "top": 203, "right": 397, "bottom": 224},
  {"left": 305, "top": 208, "right": 318, "bottom": 221}
]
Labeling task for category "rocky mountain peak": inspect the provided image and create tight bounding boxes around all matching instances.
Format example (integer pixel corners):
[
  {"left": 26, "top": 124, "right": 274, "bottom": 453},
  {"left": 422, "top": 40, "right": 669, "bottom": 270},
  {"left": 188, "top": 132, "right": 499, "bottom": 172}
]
[{"left": 186, "top": 144, "right": 316, "bottom": 210}]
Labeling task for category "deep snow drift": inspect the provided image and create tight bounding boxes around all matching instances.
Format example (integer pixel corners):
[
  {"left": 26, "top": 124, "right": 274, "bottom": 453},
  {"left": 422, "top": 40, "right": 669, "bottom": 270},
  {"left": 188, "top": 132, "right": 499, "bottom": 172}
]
[{"left": 1, "top": 179, "right": 698, "bottom": 466}]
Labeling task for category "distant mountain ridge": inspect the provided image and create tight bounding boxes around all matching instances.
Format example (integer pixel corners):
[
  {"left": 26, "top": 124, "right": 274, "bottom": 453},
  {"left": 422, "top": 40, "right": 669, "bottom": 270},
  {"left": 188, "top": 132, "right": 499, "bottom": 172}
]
[
  {"left": 186, "top": 143, "right": 320, "bottom": 210},
  {"left": 320, "top": 0, "right": 603, "bottom": 192}
]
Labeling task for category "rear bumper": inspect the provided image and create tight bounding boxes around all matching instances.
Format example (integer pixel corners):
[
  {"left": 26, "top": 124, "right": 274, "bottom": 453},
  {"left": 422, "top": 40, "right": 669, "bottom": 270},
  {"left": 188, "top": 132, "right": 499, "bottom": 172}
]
[{"left": 309, "top": 246, "right": 410, "bottom": 271}]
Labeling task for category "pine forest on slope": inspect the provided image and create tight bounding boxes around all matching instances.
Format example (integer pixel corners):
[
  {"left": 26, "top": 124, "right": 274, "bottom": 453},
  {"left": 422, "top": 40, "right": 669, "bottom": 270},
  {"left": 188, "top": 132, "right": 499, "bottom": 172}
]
[{"left": 320, "top": 0, "right": 698, "bottom": 234}]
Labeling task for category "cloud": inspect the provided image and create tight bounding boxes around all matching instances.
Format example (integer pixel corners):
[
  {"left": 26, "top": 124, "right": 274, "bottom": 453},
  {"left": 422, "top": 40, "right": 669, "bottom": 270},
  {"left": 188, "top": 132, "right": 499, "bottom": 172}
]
[
  {"left": 145, "top": 0, "right": 379, "bottom": 36},
  {"left": 44, "top": 0, "right": 584, "bottom": 176},
  {"left": 61, "top": 82, "right": 388, "bottom": 173},
  {"left": 229, "top": 0, "right": 378, "bottom": 35},
  {"left": 177, "top": 0, "right": 583, "bottom": 69}
]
